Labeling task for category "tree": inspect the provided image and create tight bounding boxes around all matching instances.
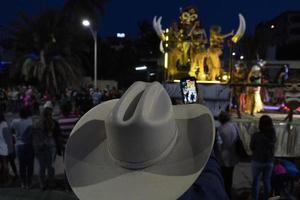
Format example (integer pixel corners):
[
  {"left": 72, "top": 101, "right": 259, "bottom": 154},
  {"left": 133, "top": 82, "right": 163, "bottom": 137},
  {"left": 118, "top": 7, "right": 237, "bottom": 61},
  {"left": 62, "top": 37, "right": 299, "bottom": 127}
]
[{"left": 2, "top": 10, "right": 86, "bottom": 94}]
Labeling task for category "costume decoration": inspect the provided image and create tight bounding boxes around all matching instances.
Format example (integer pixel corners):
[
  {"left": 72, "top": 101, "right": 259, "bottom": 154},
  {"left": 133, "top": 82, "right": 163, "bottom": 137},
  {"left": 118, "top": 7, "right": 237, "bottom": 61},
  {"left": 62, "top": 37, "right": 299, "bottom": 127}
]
[
  {"left": 231, "top": 61, "right": 248, "bottom": 118},
  {"left": 153, "top": 6, "right": 246, "bottom": 81},
  {"left": 245, "top": 64, "right": 264, "bottom": 115}
]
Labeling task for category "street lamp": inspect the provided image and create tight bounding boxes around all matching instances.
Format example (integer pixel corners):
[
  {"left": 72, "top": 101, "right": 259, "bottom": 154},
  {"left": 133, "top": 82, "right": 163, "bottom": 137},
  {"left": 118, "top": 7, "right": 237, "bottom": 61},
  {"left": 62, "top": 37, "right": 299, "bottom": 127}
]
[{"left": 82, "top": 19, "right": 98, "bottom": 89}]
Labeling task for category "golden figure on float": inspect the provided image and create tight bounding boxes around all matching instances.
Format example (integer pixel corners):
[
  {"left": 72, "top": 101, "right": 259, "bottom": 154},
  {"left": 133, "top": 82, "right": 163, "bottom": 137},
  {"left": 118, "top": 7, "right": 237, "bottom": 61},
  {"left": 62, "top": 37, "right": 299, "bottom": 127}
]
[
  {"left": 207, "top": 26, "right": 234, "bottom": 80},
  {"left": 153, "top": 6, "right": 246, "bottom": 81}
]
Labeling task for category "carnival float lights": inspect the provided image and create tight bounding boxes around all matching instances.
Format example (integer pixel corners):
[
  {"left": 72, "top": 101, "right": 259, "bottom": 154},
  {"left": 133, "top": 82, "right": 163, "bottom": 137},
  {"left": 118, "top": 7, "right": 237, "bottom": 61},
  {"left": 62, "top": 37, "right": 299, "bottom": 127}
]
[
  {"left": 153, "top": 6, "right": 246, "bottom": 82},
  {"left": 135, "top": 65, "right": 148, "bottom": 71}
]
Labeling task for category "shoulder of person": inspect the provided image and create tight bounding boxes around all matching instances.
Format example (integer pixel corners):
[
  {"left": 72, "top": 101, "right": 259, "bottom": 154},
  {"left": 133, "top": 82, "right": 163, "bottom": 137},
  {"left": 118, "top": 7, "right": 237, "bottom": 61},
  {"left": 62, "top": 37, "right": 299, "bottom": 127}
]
[
  {"left": 32, "top": 120, "right": 43, "bottom": 129},
  {"left": 1, "top": 121, "right": 8, "bottom": 127},
  {"left": 11, "top": 118, "right": 19, "bottom": 125}
]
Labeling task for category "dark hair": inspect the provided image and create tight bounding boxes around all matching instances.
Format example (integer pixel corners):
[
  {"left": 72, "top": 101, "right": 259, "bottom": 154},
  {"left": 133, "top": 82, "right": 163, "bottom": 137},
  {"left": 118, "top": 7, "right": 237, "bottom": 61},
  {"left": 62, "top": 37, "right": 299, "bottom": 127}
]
[
  {"left": 259, "top": 115, "right": 275, "bottom": 134},
  {"left": 43, "top": 107, "right": 53, "bottom": 119},
  {"left": 218, "top": 111, "right": 231, "bottom": 124},
  {"left": 0, "top": 109, "right": 5, "bottom": 122},
  {"left": 60, "top": 101, "right": 72, "bottom": 116},
  {"left": 19, "top": 107, "right": 29, "bottom": 119}
]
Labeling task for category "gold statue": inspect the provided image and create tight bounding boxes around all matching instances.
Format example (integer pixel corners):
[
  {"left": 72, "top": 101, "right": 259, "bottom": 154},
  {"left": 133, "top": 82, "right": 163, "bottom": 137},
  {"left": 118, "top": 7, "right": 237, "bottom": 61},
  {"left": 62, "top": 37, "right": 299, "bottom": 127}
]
[
  {"left": 153, "top": 6, "right": 246, "bottom": 81},
  {"left": 207, "top": 26, "right": 233, "bottom": 80}
]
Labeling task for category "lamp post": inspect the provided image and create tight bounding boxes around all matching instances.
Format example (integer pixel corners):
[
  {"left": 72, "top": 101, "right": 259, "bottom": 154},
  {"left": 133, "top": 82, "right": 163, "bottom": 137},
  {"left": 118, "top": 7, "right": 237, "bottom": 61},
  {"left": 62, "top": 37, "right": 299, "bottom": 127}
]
[{"left": 82, "top": 19, "right": 98, "bottom": 89}]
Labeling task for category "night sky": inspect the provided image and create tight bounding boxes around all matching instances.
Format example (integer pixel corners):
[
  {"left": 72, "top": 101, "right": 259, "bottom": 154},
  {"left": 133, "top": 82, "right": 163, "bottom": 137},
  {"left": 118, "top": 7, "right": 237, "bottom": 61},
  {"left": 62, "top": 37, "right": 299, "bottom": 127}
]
[{"left": 1, "top": 0, "right": 300, "bottom": 37}]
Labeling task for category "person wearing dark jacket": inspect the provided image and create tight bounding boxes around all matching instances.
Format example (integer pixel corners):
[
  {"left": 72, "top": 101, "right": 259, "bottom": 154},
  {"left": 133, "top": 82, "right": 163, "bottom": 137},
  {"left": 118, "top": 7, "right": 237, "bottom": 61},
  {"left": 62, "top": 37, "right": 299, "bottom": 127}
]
[
  {"left": 178, "top": 151, "right": 229, "bottom": 200},
  {"left": 250, "top": 115, "right": 276, "bottom": 200}
]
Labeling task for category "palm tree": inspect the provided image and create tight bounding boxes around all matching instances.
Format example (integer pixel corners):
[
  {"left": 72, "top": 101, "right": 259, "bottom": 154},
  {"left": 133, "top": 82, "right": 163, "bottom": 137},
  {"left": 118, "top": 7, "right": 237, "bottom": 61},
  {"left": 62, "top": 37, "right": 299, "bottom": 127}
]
[{"left": 3, "top": 10, "right": 86, "bottom": 94}]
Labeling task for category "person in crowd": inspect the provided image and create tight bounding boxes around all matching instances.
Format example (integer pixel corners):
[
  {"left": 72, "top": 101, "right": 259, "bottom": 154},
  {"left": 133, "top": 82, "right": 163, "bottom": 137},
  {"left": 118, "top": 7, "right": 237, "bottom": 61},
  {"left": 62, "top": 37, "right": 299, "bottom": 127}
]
[
  {"left": 217, "top": 111, "right": 239, "bottom": 198},
  {"left": 245, "top": 65, "right": 264, "bottom": 115},
  {"left": 42, "top": 89, "right": 52, "bottom": 103},
  {"left": 32, "top": 102, "right": 62, "bottom": 190},
  {"left": 11, "top": 107, "right": 34, "bottom": 189},
  {"left": 178, "top": 152, "right": 229, "bottom": 200},
  {"left": 91, "top": 88, "right": 102, "bottom": 106},
  {"left": 0, "top": 110, "right": 10, "bottom": 186},
  {"left": 58, "top": 101, "right": 79, "bottom": 190},
  {"left": 109, "top": 86, "right": 121, "bottom": 99},
  {"left": 272, "top": 158, "right": 288, "bottom": 196},
  {"left": 0, "top": 88, "right": 7, "bottom": 112},
  {"left": 7, "top": 138, "right": 18, "bottom": 182},
  {"left": 11, "top": 87, "right": 20, "bottom": 113},
  {"left": 250, "top": 115, "right": 276, "bottom": 200},
  {"left": 75, "top": 88, "right": 93, "bottom": 115},
  {"left": 58, "top": 101, "right": 79, "bottom": 154}
]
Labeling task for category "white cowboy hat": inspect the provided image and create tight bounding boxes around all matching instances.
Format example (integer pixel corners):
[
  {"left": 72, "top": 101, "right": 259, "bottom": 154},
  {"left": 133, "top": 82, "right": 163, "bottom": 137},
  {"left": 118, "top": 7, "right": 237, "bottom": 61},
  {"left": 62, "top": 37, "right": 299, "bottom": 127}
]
[{"left": 64, "top": 81, "right": 215, "bottom": 200}]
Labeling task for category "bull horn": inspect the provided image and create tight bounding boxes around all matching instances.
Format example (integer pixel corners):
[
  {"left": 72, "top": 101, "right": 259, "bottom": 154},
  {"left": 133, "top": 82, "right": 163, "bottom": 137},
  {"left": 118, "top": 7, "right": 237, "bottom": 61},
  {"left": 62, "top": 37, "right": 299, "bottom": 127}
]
[
  {"left": 153, "top": 16, "right": 165, "bottom": 40},
  {"left": 231, "top": 13, "right": 246, "bottom": 43}
]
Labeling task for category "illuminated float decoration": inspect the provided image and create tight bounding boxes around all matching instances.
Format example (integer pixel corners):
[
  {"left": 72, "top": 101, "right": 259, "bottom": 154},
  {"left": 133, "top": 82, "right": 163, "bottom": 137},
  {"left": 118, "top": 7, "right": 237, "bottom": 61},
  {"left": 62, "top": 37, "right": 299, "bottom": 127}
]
[
  {"left": 244, "top": 64, "right": 264, "bottom": 115},
  {"left": 153, "top": 6, "right": 246, "bottom": 81}
]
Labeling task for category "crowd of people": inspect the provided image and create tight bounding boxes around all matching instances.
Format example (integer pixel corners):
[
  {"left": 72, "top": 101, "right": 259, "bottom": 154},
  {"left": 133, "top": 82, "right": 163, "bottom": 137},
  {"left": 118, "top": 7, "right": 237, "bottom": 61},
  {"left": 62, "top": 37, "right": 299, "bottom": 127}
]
[
  {"left": 216, "top": 111, "right": 300, "bottom": 200},
  {"left": 0, "top": 85, "right": 123, "bottom": 115},
  {"left": 0, "top": 84, "right": 124, "bottom": 190},
  {"left": 0, "top": 101, "right": 79, "bottom": 190},
  {"left": 0, "top": 84, "right": 300, "bottom": 199}
]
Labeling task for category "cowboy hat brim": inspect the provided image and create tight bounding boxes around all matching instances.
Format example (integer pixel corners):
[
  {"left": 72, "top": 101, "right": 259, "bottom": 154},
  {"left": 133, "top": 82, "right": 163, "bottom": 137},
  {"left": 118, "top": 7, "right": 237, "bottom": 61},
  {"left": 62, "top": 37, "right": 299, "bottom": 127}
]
[{"left": 65, "top": 100, "right": 215, "bottom": 200}]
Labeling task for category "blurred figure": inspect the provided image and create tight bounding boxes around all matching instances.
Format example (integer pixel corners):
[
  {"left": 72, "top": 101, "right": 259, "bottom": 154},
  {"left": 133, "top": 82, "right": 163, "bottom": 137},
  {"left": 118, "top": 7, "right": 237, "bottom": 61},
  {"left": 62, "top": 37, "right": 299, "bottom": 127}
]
[
  {"left": 75, "top": 88, "right": 93, "bottom": 115},
  {"left": 0, "top": 88, "right": 7, "bottom": 112},
  {"left": 11, "top": 87, "right": 20, "bottom": 113},
  {"left": 0, "top": 110, "right": 10, "bottom": 186},
  {"left": 231, "top": 62, "right": 248, "bottom": 118},
  {"left": 58, "top": 101, "right": 79, "bottom": 190},
  {"left": 272, "top": 158, "right": 288, "bottom": 196},
  {"left": 109, "top": 86, "right": 120, "bottom": 99},
  {"left": 32, "top": 102, "right": 62, "bottom": 190},
  {"left": 11, "top": 107, "right": 34, "bottom": 189},
  {"left": 58, "top": 101, "right": 79, "bottom": 154},
  {"left": 245, "top": 65, "right": 264, "bottom": 115},
  {"left": 92, "top": 88, "right": 102, "bottom": 106},
  {"left": 217, "top": 111, "right": 239, "bottom": 198},
  {"left": 250, "top": 115, "right": 276, "bottom": 200}
]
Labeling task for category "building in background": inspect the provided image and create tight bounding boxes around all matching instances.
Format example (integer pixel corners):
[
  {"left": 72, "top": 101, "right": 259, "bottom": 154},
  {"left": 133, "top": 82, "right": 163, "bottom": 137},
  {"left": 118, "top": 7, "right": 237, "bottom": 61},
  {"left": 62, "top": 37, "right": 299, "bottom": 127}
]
[{"left": 254, "top": 11, "right": 300, "bottom": 60}]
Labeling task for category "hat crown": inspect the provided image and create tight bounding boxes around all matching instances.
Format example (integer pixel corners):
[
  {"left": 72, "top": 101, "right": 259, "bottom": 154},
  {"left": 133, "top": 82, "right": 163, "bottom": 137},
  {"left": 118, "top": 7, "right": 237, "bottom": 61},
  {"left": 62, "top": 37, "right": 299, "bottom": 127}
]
[{"left": 105, "top": 82, "right": 177, "bottom": 169}]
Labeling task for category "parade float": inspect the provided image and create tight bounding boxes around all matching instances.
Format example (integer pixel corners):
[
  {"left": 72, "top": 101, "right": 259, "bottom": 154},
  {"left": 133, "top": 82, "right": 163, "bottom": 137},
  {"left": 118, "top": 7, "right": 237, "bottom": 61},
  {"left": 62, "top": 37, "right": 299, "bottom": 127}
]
[
  {"left": 153, "top": 6, "right": 300, "bottom": 157},
  {"left": 153, "top": 5, "right": 245, "bottom": 115},
  {"left": 153, "top": 6, "right": 245, "bottom": 82}
]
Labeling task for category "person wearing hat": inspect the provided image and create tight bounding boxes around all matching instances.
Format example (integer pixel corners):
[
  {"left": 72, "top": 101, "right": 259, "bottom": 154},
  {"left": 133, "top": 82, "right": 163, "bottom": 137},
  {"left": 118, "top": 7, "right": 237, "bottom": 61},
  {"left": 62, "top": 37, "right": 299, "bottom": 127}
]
[
  {"left": 32, "top": 101, "right": 62, "bottom": 189},
  {"left": 64, "top": 81, "right": 229, "bottom": 200}
]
